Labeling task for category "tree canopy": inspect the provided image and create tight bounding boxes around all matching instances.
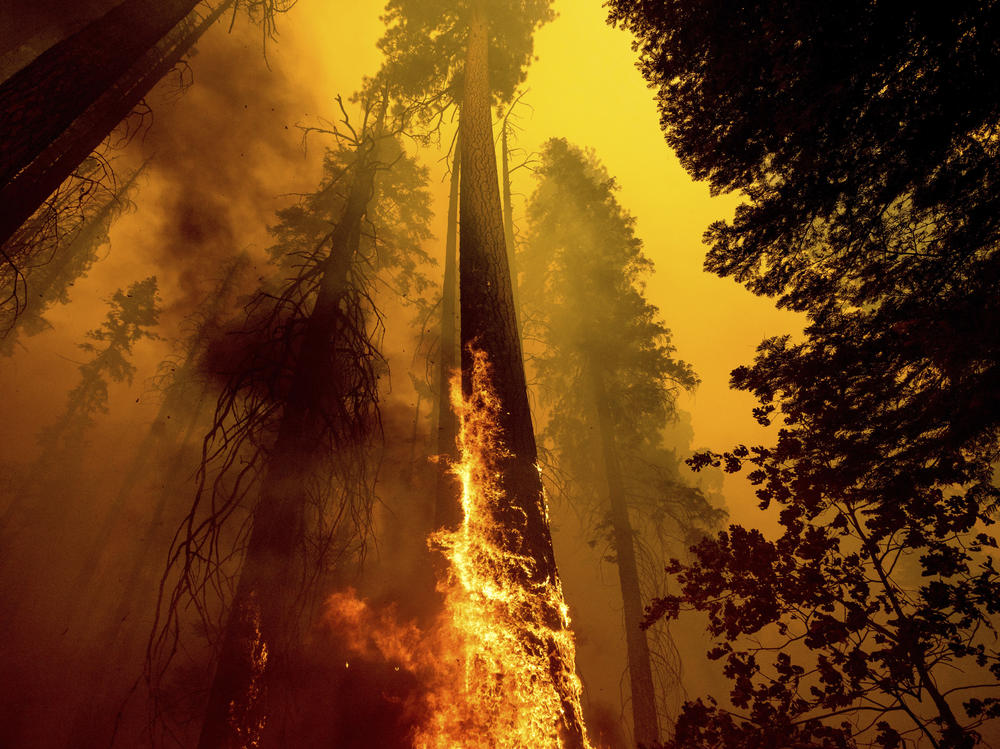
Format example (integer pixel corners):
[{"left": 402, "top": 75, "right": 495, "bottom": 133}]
[
  {"left": 38, "top": 276, "right": 159, "bottom": 453},
  {"left": 521, "top": 138, "right": 723, "bottom": 744},
  {"left": 609, "top": 2, "right": 1000, "bottom": 746},
  {"left": 378, "top": 0, "right": 554, "bottom": 105}
]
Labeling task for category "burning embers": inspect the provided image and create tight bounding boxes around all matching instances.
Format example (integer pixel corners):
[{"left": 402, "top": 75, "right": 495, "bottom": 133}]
[{"left": 326, "top": 350, "right": 590, "bottom": 748}]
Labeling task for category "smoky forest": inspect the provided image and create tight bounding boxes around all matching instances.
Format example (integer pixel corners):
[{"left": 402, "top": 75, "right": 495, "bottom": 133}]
[{"left": 0, "top": 1, "right": 998, "bottom": 748}]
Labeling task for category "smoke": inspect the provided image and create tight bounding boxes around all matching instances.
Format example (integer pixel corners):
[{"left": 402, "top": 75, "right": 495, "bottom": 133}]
[{"left": 116, "top": 11, "right": 323, "bottom": 326}]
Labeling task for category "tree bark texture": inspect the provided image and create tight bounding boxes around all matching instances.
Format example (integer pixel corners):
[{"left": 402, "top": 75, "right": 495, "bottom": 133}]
[
  {"left": 434, "top": 137, "right": 462, "bottom": 530},
  {"left": 590, "top": 367, "right": 661, "bottom": 747},
  {"left": 197, "top": 148, "right": 377, "bottom": 749},
  {"left": 458, "top": 6, "right": 586, "bottom": 746},
  {"left": 458, "top": 3, "right": 553, "bottom": 580},
  {"left": 0, "top": 0, "right": 234, "bottom": 247}
]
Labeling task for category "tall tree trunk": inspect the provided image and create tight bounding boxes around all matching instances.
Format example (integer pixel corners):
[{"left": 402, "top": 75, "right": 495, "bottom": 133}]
[
  {"left": 0, "top": 0, "right": 234, "bottom": 247},
  {"left": 458, "top": 5, "right": 586, "bottom": 746},
  {"left": 196, "top": 146, "right": 378, "bottom": 749},
  {"left": 433, "top": 137, "right": 462, "bottom": 530},
  {"left": 590, "top": 366, "right": 660, "bottom": 746}
]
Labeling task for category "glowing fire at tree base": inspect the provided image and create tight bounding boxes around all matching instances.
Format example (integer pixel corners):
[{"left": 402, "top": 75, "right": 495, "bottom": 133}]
[{"left": 328, "top": 350, "right": 591, "bottom": 748}]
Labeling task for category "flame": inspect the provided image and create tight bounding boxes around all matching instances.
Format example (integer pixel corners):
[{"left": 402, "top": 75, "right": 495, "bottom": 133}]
[
  {"left": 326, "top": 349, "right": 590, "bottom": 747},
  {"left": 227, "top": 595, "right": 268, "bottom": 747}
]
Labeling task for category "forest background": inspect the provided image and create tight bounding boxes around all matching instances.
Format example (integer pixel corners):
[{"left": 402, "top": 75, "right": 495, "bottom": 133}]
[{"left": 0, "top": 0, "right": 802, "bottom": 746}]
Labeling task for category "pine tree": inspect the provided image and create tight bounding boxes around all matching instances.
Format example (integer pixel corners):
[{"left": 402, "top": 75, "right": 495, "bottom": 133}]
[
  {"left": 521, "top": 139, "right": 722, "bottom": 745},
  {"left": 37, "top": 276, "right": 161, "bottom": 461},
  {"left": 380, "top": 3, "right": 588, "bottom": 740},
  {"left": 147, "top": 91, "right": 434, "bottom": 747}
]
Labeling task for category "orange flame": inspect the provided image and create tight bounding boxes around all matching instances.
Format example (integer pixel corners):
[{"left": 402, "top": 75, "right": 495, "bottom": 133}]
[{"left": 326, "top": 349, "right": 590, "bottom": 747}]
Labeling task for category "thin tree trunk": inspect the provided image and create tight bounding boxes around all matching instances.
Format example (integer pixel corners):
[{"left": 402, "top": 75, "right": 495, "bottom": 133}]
[
  {"left": 500, "top": 118, "right": 520, "bottom": 319},
  {"left": 405, "top": 391, "right": 423, "bottom": 484},
  {"left": 196, "top": 144, "right": 378, "bottom": 749},
  {"left": 433, "top": 136, "right": 462, "bottom": 530},
  {"left": 0, "top": 0, "right": 234, "bottom": 247},
  {"left": 590, "top": 366, "right": 660, "bottom": 746},
  {"left": 458, "top": 5, "right": 586, "bottom": 745}
]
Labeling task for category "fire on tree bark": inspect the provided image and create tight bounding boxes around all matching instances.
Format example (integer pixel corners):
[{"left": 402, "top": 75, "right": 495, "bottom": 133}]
[{"left": 457, "top": 4, "right": 587, "bottom": 746}]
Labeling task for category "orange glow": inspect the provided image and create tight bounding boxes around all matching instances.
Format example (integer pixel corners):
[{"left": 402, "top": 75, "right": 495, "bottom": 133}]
[{"left": 326, "top": 349, "right": 591, "bottom": 748}]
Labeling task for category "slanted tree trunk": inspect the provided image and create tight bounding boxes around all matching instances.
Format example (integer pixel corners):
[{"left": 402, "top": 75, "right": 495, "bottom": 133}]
[
  {"left": 457, "top": 5, "right": 586, "bottom": 745},
  {"left": 0, "top": 0, "right": 233, "bottom": 247},
  {"left": 590, "top": 366, "right": 660, "bottom": 747},
  {"left": 197, "top": 145, "right": 378, "bottom": 749},
  {"left": 433, "top": 137, "right": 462, "bottom": 530},
  {"left": 1, "top": 164, "right": 145, "bottom": 354}
]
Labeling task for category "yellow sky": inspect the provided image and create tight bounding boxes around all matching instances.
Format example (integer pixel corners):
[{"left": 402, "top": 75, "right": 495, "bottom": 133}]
[
  {"left": 271, "top": 0, "right": 803, "bottom": 522},
  {"left": 2, "top": 0, "right": 799, "bottom": 524}
]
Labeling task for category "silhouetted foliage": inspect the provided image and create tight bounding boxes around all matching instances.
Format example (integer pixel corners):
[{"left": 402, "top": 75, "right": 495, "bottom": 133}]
[
  {"left": 0, "top": 160, "right": 143, "bottom": 355},
  {"left": 38, "top": 276, "right": 160, "bottom": 457},
  {"left": 148, "top": 92, "right": 434, "bottom": 747},
  {"left": 610, "top": 2, "right": 1000, "bottom": 746}
]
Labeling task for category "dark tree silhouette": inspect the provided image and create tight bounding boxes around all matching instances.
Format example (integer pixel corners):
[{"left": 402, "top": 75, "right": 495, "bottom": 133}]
[
  {"left": 608, "top": 2, "right": 1000, "bottom": 746},
  {"left": 521, "top": 138, "right": 722, "bottom": 746},
  {"left": 36, "top": 276, "right": 161, "bottom": 463},
  {"left": 148, "top": 91, "right": 433, "bottom": 748}
]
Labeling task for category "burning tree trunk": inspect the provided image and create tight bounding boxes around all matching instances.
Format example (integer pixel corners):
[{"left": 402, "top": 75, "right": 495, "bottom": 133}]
[
  {"left": 433, "top": 137, "right": 462, "bottom": 530},
  {"left": 590, "top": 367, "right": 660, "bottom": 746},
  {"left": 457, "top": 5, "right": 586, "bottom": 745},
  {"left": 196, "top": 140, "right": 380, "bottom": 749},
  {"left": 0, "top": 0, "right": 234, "bottom": 249}
]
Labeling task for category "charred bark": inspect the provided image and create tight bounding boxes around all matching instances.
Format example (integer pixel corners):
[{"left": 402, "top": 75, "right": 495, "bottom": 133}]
[
  {"left": 0, "top": 0, "right": 233, "bottom": 248},
  {"left": 458, "top": 5, "right": 586, "bottom": 745},
  {"left": 590, "top": 367, "right": 660, "bottom": 747},
  {"left": 433, "top": 137, "right": 462, "bottom": 530},
  {"left": 458, "top": 3, "right": 550, "bottom": 577}
]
